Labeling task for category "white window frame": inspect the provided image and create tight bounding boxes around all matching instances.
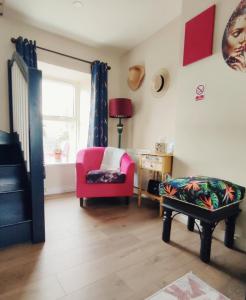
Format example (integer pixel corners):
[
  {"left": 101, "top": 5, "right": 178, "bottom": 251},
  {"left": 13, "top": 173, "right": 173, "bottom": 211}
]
[{"left": 42, "top": 76, "right": 81, "bottom": 164}]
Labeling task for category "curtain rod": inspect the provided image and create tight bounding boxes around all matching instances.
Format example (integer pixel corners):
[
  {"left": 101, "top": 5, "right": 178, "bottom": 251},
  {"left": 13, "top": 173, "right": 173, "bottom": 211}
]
[{"left": 11, "top": 37, "right": 111, "bottom": 70}]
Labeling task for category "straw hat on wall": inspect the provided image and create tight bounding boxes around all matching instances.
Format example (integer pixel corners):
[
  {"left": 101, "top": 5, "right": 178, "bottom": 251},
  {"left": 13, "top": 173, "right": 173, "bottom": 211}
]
[
  {"left": 127, "top": 65, "right": 145, "bottom": 91},
  {"left": 151, "top": 68, "right": 169, "bottom": 97}
]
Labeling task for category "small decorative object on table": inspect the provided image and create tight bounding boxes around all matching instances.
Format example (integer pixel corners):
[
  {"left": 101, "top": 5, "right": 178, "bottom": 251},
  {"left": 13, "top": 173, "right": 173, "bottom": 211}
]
[
  {"left": 165, "top": 141, "right": 174, "bottom": 154},
  {"left": 159, "top": 176, "right": 245, "bottom": 263},
  {"left": 138, "top": 152, "right": 173, "bottom": 216},
  {"left": 155, "top": 142, "right": 166, "bottom": 153}
]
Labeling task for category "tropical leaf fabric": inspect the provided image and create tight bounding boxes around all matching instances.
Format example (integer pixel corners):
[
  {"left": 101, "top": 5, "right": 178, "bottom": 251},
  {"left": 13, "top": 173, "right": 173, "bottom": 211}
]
[{"left": 159, "top": 176, "right": 245, "bottom": 210}]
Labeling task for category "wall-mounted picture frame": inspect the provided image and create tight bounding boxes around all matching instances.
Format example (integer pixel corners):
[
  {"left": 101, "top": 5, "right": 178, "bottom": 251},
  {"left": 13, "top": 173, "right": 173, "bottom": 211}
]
[
  {"left": 222, "top": 0, "right": 246, "bottom": 72},
  {"left": 183, "top": 5, "right": 216, "bottom": 66}
]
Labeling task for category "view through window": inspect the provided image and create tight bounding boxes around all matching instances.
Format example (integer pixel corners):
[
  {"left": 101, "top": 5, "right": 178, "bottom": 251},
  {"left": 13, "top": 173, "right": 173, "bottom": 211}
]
[{"left": 42, "top": 76, "right": 90, "bottom": 164}]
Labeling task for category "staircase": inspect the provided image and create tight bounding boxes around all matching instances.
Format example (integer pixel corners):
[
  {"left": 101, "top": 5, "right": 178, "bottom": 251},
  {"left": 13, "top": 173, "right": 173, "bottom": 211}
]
[
  {"left": 0, "top": 47, "right": 45, "bottom": 248},
  {"left": 0, "top": 130, "right": 32, "bottom": 247}
]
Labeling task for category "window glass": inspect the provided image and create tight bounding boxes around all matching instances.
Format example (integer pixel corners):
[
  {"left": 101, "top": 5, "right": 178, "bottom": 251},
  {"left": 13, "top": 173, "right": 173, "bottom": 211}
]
[
  {"left": 43, "top": 120, "right": 76, "bottom": 164},
  {"left": 42, "top": 75, "right": 91, "bottom": 165},
  {"left": 42, "top": 80, "right": 75, "bottom": 117}
]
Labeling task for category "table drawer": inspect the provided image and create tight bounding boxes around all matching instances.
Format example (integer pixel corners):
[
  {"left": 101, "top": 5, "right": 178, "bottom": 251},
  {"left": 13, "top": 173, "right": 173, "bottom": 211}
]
[{"left": 141, "top": 155, "right": 163, "bottom": 171}]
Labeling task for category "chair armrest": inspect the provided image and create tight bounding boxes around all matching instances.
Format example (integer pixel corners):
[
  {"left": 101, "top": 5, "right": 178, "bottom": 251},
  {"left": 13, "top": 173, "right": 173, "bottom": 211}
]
[
  {"left": 76, "top": 150, "right": 87, "bottom": 184},
  {"left": 120, "top": 153, "right": 135, "bottom": 178},
  {"left": 76, "top": 149, "right": 85, "bottom": 165}
]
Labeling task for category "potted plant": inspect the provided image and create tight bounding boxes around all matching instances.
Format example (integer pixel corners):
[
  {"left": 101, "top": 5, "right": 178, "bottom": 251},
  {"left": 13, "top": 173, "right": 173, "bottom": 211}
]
[{"left": 54, "top": 147, "right": 62, "bottom": 161}]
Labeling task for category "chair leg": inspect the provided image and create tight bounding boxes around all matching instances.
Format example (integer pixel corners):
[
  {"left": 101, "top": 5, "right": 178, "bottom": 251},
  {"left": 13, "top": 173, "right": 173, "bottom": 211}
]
[
  {"left": 200, "top": 222, "right": 214, "bottom": 263},
  {"left": 80, "top": 198, "right": 87, "bottom": 208},
  {"left": 187, "top": 216, "right": 195, "bottom": 232},
  {"left": 162, "top": 208, "right": 173, "bottom": 243},
  {"left": 125, "top": 197, "right": 130, "bottom": 205},
  {"left": 224, "top": 214, "right": 237, "bottom": 249}
]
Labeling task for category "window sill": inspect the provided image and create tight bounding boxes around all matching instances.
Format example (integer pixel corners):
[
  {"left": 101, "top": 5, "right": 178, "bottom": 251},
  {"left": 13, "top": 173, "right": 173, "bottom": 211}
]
[{"left": 45, "top": 161, "right": 75, "bottom": 166}]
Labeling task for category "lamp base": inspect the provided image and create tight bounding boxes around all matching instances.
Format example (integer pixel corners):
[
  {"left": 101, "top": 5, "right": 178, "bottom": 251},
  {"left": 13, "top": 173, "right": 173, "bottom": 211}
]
[{"left": 117, "top": 118, "right": 123, "bottom": 148}]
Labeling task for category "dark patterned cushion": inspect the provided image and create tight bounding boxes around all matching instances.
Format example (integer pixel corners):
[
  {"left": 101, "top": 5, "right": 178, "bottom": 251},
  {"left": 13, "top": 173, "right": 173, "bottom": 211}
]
[
  {"left": 159, "top": 176, "right": 245, "bottom": 211},
  {"left": 86, "top": 170, "right": 126, "bottom": 184}
]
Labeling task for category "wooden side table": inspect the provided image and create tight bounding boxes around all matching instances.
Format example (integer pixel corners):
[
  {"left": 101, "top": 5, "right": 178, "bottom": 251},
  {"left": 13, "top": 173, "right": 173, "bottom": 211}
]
[{"left": 138, "top": 152, "right": 173, "bottom": 216}]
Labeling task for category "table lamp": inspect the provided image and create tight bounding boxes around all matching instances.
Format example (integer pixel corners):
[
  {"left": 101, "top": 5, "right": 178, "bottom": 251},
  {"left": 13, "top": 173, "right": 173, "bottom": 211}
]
[{"left": 109, "top": 98, "right": 133, "bottom": 148}]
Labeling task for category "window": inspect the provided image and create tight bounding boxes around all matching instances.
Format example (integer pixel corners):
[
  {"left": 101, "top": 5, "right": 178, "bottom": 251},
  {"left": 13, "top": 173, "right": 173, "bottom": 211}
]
[{"left": 42, "top": 77, "right": 90, "bottom": 164}]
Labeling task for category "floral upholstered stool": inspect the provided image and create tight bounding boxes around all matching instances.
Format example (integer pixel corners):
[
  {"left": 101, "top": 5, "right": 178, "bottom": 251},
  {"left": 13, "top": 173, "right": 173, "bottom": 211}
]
[{"left": 159, "top": 176, "right": 245, "bottom": 263}]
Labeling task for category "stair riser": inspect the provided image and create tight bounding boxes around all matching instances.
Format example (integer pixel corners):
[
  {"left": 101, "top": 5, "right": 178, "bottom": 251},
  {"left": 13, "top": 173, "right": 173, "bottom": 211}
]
[
  {"left": 0, "top": 165, "right": 23, "bottom": 177},
  {"left": 0, "top": 192, "right": 29, "bottom": 226},
  {"left": 0, "top": 145, "right": 22, "bottom": 164},
  {"left": 0, "top": 130, "right": 17, "bottom": 145},
  {"left": 0, "top": 165, "right": 25, "bottom": 192},
  {"left": 0, "top": 221, "right": 32, "bottom": 248},
  {"left": 0, "top": 132, "right": 34, "bottom": 248}
]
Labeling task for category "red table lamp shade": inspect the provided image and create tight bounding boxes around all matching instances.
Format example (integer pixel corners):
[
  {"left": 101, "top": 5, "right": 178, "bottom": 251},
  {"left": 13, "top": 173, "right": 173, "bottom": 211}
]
[{"left": 109, "top": 98, "right": 133, "bottom": 118}]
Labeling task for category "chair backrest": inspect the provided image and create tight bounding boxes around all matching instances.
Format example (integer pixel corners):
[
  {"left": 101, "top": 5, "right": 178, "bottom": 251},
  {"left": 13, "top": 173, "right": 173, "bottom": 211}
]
[
  {"left": 77, "top": 147, "right": 135, "bottom": 173},
  {"left": 80, "top": 147, "right": 105, "bottom": 170}
]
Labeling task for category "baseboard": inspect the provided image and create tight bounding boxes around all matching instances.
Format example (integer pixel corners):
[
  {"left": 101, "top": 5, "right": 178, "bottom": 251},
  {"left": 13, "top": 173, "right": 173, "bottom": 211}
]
[{"left": 44, "top": 186, "right": 75, "bottom": 195}]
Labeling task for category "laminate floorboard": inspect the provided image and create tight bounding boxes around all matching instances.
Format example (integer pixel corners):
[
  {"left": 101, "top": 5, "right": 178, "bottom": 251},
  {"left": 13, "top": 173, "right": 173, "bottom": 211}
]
[{"left": 0, "top": 193, "right": 245, "bottom": 300}]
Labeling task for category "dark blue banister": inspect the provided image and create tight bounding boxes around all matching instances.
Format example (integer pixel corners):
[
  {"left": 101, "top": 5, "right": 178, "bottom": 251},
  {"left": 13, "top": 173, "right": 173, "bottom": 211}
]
[{"left": 8, "top": 51, "right": 45, "bottom": 243}]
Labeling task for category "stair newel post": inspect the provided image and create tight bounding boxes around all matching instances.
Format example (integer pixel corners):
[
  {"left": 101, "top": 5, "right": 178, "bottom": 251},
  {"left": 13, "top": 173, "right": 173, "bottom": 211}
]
[
  {"left": 7, "top": 60, "right": 14, "bottom": 133},
  {"left": 28, "top": 68, "right": 45, "bottom": 243}
]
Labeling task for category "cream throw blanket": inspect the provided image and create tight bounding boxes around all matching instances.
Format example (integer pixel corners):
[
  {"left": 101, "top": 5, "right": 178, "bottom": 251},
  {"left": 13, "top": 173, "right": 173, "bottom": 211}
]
[{"left": 100, "top": 147, "right": 125, "bottom": 171}]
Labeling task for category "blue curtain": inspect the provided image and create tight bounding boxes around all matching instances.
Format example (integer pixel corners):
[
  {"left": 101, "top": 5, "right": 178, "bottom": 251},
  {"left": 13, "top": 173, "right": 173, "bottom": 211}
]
[
  {"left": 15, "top": 36, "right": 37, "bottom": 68},
  {"left": 87, "top": 61, "right": 108, "bottom": 147}
]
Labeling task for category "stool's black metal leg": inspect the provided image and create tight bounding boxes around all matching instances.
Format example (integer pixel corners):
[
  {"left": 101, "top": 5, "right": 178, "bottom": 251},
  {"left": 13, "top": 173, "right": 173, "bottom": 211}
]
[
  {"left": 187, "top": 216, "right": 195, "bottom": 232},
  {"left": 162, "top": 208, "right": 173, "bottom": 243},
  {"left": 224, "top": 214, "right": 237, "bottom": 249},
  {"left": 200, "top": 222, "right": 214, "bottom": 263}
]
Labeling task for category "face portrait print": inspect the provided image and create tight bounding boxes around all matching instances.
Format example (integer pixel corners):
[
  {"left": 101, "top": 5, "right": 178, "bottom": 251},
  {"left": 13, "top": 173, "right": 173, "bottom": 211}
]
[{"left": 222, "top": 0, "right": 246, "bottom": 72}]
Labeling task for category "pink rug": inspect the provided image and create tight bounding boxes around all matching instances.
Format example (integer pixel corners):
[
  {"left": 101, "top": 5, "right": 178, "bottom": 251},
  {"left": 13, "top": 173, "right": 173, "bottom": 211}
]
[{"left": 146, "top": 272, "right": 229, "bottom": 300}]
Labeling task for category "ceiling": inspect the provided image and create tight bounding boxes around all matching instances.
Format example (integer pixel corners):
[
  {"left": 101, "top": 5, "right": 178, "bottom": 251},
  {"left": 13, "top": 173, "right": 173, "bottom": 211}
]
[{"left": 5, "top": 0, "right": 182, "bottom": 53}]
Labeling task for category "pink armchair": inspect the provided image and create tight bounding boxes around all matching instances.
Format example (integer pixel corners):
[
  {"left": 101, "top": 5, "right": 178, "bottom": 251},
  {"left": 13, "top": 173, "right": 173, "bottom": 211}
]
[{"left": 76, "top": 147, "right": 135, "bottom": 207}]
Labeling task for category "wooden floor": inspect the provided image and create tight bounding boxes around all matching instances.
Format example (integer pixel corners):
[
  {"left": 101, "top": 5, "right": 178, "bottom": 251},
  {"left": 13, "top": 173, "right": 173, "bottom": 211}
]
[{"left": 0, "top": 193, "right": 245, "bottom": 300}]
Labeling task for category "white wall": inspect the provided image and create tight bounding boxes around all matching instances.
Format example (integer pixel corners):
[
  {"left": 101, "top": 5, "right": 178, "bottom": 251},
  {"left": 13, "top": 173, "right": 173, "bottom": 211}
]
[
  {"left": 0, "top": 15, "right": 121, "bottom": 194},
  {"left": 174, "top": 0, "right": 246, "bottom": 251},
  {"left": 120, "top": 18, "right": 181, "bottom": 150},
  {"left": 44, "top": 164, "right": 76, "bottom": 195},
  {"left": 120, "top": 0, "right": 246, "bottom": 251}
]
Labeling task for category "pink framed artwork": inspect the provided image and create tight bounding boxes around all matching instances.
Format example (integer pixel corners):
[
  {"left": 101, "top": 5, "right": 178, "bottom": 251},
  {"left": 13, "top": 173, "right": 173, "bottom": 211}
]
[{"left": 183, "top": 5, "right": 216, "bottom": 66}]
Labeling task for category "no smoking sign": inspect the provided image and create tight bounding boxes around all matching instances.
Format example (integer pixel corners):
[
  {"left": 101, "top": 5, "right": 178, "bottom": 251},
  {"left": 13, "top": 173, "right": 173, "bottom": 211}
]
[{"left": 195, "top": 84, "right": 205, "bottom": 101}]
